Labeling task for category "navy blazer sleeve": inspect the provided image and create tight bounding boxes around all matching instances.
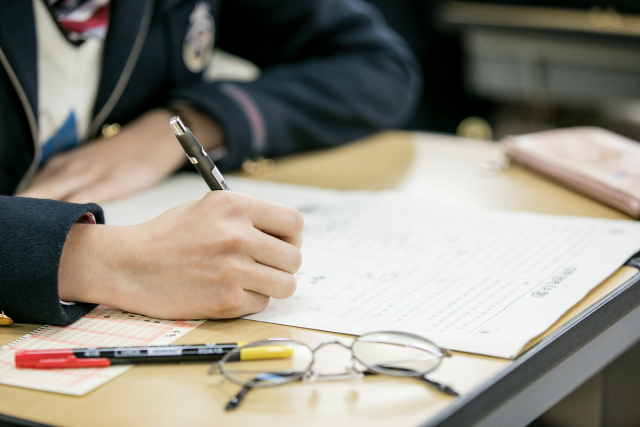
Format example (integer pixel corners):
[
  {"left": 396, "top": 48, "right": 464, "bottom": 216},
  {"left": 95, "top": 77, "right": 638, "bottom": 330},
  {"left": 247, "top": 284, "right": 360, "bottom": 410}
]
[
  {"left": 166, "top": 0, "right": 422, "bottom": 171},
  {"left": 0, "top": 196, "right": 104, "bottom": 325}
]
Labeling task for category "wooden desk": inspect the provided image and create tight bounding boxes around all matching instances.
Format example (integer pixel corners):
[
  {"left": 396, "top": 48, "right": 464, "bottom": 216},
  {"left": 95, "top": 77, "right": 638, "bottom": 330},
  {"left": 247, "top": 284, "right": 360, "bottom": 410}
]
[{"left": 2, "top": 132, "right": 640, "bottom": 427}]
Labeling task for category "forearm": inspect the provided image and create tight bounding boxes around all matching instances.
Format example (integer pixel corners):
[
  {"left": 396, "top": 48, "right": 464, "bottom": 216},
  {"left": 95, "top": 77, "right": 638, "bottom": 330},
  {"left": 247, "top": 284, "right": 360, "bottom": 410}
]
[
  {"left": 167, "top": 0, "right": 421, "bottom": 171},
  {"left": 17, "top": 108, "right": 224, "bottom": 204},
  {"left": 228, "top": 52, "right": 420, "bottom": 156}
]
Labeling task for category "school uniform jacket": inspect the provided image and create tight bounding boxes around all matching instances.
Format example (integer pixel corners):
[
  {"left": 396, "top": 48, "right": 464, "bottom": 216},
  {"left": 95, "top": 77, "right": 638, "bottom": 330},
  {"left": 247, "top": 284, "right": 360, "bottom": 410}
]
[{"left": 0, "top": 0, "right": 421, "bottom": 325}]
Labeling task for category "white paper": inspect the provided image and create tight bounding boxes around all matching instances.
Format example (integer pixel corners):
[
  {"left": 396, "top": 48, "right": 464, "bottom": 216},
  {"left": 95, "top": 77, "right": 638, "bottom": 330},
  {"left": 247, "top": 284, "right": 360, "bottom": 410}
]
[{"left": 104, "top": 174, "right": 640, "bottom": 359}]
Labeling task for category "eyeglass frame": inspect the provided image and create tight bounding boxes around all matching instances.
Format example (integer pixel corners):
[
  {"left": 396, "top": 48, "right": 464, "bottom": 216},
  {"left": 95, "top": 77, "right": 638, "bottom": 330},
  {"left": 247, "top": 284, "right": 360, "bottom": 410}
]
[{"left": 208, "top": 331, "right": 458, "bottom": 411}]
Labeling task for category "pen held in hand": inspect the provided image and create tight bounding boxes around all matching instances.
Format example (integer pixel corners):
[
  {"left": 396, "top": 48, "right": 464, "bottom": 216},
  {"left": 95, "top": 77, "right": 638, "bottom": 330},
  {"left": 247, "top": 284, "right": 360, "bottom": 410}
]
[{"left": 170, "top": 116, "right": 232, "bottom": 191}]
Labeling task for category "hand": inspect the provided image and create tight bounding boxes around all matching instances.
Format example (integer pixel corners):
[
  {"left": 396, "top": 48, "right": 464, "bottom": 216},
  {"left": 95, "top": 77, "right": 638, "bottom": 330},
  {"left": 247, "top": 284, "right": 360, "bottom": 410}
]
[
  {"left": 58, "top": 191, "right": 304, "bottom": 319},
  {"left": 17, "top": 108, "right": 223, "bottom": 204}
]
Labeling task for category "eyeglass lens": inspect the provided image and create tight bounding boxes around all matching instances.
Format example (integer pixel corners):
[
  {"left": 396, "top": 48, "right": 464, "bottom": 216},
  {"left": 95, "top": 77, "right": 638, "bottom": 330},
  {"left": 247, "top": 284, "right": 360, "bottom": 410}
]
[
  {"left": 220, "top": 341, "right": 313, "bottom": 388},
  {"left": 352, "top": 331, "right": 445, "bottom": 377}
]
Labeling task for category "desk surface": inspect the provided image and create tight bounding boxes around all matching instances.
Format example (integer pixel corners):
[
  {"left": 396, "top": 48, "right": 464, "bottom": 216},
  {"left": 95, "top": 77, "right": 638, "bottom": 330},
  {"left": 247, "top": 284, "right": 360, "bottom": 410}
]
[{"left": 1, "top": 131, "right": 639, "bottom": 427}]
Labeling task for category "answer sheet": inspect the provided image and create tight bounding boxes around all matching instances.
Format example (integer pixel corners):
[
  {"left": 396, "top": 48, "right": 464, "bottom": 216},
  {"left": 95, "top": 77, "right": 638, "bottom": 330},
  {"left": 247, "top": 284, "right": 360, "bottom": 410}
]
[
  {"left": 0, "top": 306, "right": 204, "bottom": 395},
  {"left": 104, "top": 175, "right": 640, "bottom": 359}
]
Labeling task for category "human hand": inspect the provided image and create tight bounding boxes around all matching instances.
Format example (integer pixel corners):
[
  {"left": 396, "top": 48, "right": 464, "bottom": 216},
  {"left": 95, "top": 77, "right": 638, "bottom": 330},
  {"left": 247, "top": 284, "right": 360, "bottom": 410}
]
[
  {"left": 18, "top": 108, "right": 222, "bottom": 204},
  {"left": 58, "top": 191, "right": 304, "bottom": 319}
]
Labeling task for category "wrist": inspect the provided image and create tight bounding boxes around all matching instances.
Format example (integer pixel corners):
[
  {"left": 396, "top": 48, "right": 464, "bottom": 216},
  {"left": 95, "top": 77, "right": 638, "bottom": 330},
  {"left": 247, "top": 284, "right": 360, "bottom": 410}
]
[{"left": 58, "top": 223, "right": 135, "bottom": 307}]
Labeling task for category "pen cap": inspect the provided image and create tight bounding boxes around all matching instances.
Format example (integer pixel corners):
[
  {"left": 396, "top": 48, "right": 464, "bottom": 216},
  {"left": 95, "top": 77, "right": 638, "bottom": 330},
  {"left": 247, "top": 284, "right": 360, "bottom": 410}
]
[
  {"left": 240, "top": 346, "right": 294, "bottom": 361},
  {"left": 15, "top": 350, "right": 73, "bottom": 368}
]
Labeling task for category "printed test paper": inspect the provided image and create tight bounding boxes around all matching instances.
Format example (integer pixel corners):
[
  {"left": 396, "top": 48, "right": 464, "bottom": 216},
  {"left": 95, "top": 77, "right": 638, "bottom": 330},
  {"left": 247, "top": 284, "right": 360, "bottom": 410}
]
[
  {"left": 105, "top": 175, "right": 640, "bottom": 359},
  {"left": 234, "top": 181, "right": 640, "bottom": 359}
]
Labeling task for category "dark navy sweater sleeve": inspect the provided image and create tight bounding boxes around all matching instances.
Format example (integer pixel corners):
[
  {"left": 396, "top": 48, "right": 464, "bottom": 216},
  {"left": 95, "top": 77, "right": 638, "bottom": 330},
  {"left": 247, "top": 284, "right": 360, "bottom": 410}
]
[
  {"left": 0, "top": 196, "right": 104, "bottom": 325},
  {"left": 167, "top": 0, "right": 422, "bottom": 171}
]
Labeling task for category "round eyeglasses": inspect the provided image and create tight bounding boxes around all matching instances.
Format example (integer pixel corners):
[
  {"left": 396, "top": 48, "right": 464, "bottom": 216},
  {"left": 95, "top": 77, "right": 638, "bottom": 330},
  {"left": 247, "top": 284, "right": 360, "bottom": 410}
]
[{"left": 208, "top": 331, "right": 458, "bottom": 411}]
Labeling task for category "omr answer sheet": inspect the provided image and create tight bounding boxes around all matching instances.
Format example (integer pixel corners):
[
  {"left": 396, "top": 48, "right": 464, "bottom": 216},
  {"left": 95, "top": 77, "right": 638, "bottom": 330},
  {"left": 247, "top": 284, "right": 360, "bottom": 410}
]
[{"left": 104, "top": 175, "right": 640, "bottom": 359}]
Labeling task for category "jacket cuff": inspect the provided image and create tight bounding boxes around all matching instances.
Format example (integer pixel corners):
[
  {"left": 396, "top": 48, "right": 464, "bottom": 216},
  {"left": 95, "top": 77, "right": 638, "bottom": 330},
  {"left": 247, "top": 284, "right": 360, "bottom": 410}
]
[
  {"left": 0, "top": 196, "right": 104, "bottom": 325},
  {"left": 166, "top": 81, "right": 263, "bottom": 171}
]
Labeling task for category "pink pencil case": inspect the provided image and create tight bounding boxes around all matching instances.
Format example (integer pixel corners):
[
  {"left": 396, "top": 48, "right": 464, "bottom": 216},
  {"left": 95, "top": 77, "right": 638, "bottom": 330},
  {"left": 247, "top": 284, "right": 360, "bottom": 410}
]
[{"left": 501, "top": 127, "right": 640, "bottom": 218}]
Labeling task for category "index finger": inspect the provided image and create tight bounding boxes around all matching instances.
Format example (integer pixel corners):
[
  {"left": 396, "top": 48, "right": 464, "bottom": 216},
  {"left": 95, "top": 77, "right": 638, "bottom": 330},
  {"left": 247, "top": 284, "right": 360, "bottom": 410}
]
[
  {"left": 248, "top": 198, "right": 304, "bottom": 248},
  {"left": 212, "top": 193, "right": 303, "bottom": 248},
  {"left": 202, "top": 192, "right": 304, "bottom": 247}
]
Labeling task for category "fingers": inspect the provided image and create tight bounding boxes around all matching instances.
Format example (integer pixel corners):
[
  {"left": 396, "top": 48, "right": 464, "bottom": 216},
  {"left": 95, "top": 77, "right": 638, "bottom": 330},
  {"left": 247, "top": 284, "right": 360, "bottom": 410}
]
[
  {"left": 19, "top": 112, "right": 186, "bottom": 203},
  {"left": 64, "top": 179, "right": 122, "bottom": 204},
  {"left": 238, "top": 261, "right": 298, "bottom": 299},
  {"left": 63, "top": 172, "right": 148, "bottom": 204},
  {"left": 212, "top": 290, "right": 270, "bottom": 319},
  {"left": 27, "top": 154, "right": 69, "bottom": 187},
  {"left": 19, "top": 166, "right": 103, "bottom": 201},
  {"left": 250, "top": 201, "right": 304, "bottom": 248},
  {"left": 233, "top": 227, "right": 302, "bottom": 274},
  {"left": 239, "top": 291, "right": 271, "bottom": 316},
  {"left": 206, "top": 194, "right": 303, "bottom": 272},
  {"left": 18, "top": 151, "right": 102, "bottom": 201},
  {"left": 207, "top": 192, "right": 304, "bottom": 248}
]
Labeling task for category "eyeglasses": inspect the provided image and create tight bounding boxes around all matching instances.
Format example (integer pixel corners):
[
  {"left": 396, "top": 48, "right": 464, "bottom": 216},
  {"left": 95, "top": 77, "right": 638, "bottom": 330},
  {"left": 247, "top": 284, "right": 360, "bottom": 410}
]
[{"left": 208, "top": 331, "right": 458, "bottom": 411}]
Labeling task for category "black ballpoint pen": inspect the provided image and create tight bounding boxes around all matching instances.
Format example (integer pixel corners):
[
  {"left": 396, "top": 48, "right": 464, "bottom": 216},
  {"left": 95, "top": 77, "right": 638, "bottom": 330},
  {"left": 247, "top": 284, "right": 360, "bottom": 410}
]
[
  {"left": 15, "top": 343, "right": 246, "bottom": 368},
  {"left": 15, "top": 342, "right": 293, "bottom": 369},
  {"left": 169, "top": 116, "right": 232, "bottom": 191}
]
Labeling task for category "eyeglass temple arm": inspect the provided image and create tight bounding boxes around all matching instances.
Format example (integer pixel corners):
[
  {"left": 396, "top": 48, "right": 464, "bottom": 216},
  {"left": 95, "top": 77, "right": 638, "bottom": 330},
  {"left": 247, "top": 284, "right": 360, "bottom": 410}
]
[
  {"left": 224, "top": 372, "right": 302, "bottom": 411},
  {"left": 364, "top": 366, "right": 459, "bottom": 397},
  {"left": 226, "top": 385, "right": 252, "bottom": 411},
  {"left": 419, "top": 376, "right": 459, "bottom": 397}
]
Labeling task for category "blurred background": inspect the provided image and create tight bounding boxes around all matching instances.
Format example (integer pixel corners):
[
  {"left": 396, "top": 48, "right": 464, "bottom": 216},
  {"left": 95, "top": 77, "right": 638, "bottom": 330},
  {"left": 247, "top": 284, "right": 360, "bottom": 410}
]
[
  {"left": 211, "top": 0, "right": 640, "bottom": 144},
  {"left": 366, "top": 0, "right": 640, "bottom": 144}
]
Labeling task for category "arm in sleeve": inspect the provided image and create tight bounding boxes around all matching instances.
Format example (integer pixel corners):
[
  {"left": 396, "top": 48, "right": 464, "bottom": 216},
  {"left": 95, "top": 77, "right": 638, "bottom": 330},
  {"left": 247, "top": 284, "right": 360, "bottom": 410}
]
[
  {"left": 0, "top": 196, "right": 104, "bottom": 325},
  {"left": 166, "top": 0, "right": 422, "bottom": 171}
]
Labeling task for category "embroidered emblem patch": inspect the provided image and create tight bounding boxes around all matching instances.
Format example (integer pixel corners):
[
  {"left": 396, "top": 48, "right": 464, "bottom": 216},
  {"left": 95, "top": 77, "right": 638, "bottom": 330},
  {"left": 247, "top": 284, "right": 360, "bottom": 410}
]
[{"left": 183, "top": 1, "right": 215, "bottom": 73}]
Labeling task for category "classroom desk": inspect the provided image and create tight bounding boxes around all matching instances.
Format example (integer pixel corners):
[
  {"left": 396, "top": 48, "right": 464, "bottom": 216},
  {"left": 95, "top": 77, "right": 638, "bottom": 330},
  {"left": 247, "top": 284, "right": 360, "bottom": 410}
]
[{"left": 2, "top": 131, "right": 640, "bottom": 427}]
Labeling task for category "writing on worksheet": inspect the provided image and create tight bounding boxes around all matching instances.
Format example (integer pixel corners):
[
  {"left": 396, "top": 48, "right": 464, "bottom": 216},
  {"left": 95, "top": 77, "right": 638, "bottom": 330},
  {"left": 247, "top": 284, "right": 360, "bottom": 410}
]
[{"left": 530, "top": 267, "right": 577, "bottom": 298}]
